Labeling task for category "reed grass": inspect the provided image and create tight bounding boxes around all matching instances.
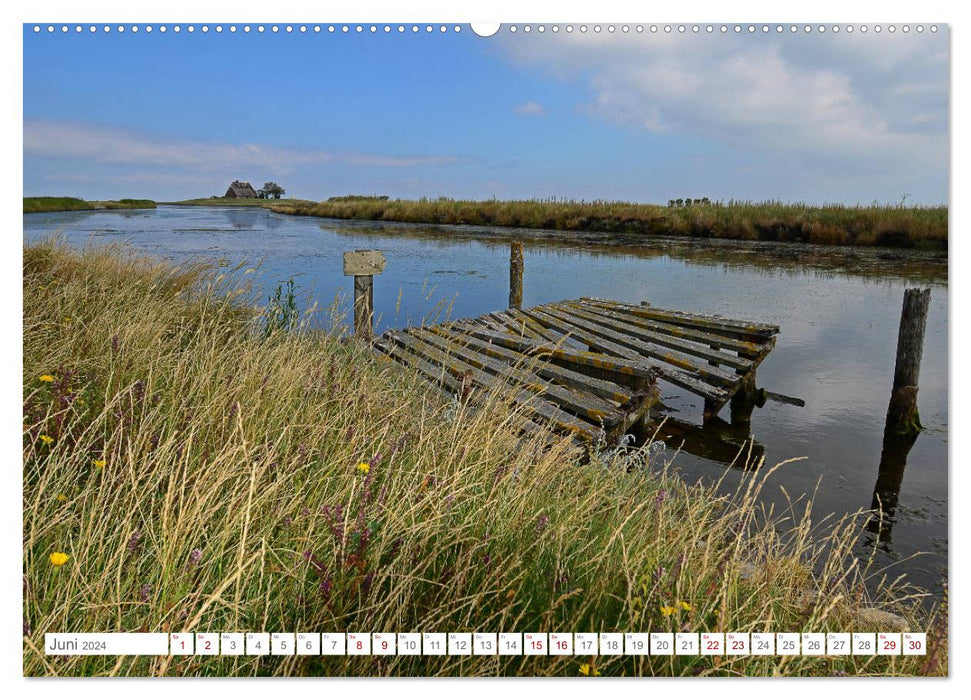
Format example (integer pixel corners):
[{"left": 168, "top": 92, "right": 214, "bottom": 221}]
[
  {"left": 267, "top": 198, "right": 947, "bottom": 250},
  {"left": 22, "top": 241, "right": 945, "bottom": 677},
  {"left": 24, "top": 197, "right": 156, "bottom": 213}
]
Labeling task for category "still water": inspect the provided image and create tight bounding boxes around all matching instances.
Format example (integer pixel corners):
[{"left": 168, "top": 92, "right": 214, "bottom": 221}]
[{"left": 24, "top": 205, "right": 948, "bottom": 596}]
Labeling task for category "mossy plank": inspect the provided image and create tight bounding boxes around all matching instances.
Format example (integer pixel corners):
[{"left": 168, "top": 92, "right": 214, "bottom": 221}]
[
  {"left": 558, "top": 300, "right": 753, "bottom": 370},
  {"left": 542, "top": 304, "right": 741, "bottom": 387},
  {"left": 411, "top": 327, "right": 622, "bottom": 425},
  {"left": 387, "top": 330, "right": 602, "bottom": 440}
]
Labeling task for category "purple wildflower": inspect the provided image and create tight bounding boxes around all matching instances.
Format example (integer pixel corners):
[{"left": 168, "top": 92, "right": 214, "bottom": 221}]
[
  {"left": 126, "top": 531, "right": 141, "bottom": 555},
  {"left": 139, "top": 584, "right": 152, "bottom": 602},
  {"left": 188, "top": 548, "right": 203, "bottom": 566}
]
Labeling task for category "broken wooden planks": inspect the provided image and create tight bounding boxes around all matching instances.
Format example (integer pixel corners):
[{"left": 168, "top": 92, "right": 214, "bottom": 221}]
[{"left": 373, "top": 296, "right": 779, "bottom": 443}]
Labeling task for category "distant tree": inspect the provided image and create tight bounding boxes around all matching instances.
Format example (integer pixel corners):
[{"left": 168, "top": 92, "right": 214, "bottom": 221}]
[{"left": 261, "top": 182, "right": 286, "bottom": 199}]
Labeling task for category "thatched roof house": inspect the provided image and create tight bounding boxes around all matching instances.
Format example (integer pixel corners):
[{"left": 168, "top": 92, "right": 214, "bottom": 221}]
[{"left": 225, "top": 180, "right": 258, "bottom": 198}]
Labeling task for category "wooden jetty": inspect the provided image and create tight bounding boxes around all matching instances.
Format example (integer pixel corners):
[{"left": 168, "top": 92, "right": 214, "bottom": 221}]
[{"left": 373, "top": 297, "right": 780, "bottom": 445}]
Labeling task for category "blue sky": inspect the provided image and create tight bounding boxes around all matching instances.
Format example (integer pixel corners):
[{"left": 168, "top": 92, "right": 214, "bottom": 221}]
[{"left": 23, "top": 24, "right": 949, "bottom": 204}]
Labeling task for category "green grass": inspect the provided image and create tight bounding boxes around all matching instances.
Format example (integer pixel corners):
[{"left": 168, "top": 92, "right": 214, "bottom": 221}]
[
  {"left": 24, "top": 197, "right": 157, "bottom": 213},
  {"left": 266, "top": 197, "right": 947, "bottom": 250},
  {"left": 22, "top": 241, "right": 946, "bottom": 677}
]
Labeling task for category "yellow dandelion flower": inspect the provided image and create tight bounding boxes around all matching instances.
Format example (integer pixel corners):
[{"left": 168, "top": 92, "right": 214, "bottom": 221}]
[
  {"left": 91, "top": 459, "right": 106, "bottom": 469},
  {"left": 63, "top": 317, "right": 71, "bottom": 323},
  {"left": 56, "top": 493, "right": 68, "bottom": 502},
  {"left": 39, "top": 375, "right": 54, "bottom": 383},
  {"left": 50, "top": 552, "right": 70, "bottom": 567},
  {"left": 39, "top": 434, "right": 54, "bottom": 445},
  {"left": 578, "top": 663, "right": 590, "bottom": 676},
  {"left": 678, "top": 601, "right": 692, "bottom": 612},
  {"left": 356, "top": 462, "right": 370, "bottom": 475},
  {"left": 660, "top": 605, "right": 676, "bottom": 616}
]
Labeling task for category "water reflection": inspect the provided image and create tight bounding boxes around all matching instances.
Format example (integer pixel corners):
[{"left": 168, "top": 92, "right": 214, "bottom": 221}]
[
  {"left": 322, "top": 220, "right": 947, "bottom": 285},
  {"left": 866, "top": 420, "right": 920, "bottom": 549}
]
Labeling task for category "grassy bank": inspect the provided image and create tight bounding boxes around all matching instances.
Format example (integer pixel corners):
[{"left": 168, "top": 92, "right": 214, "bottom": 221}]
[
  {"left": 23, "top": 242, "right": 945, "bottom": 677},
  {"left": 24, "top": 197, "right": 157, "bottom": 213},
  {"left": 267, "top": 198, "right": 947, "bottom": 250}
]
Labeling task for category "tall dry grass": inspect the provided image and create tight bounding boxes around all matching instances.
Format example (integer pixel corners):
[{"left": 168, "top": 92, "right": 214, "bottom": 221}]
[{"left": 22, "top": 241, "right": 945, "bottom": 676}]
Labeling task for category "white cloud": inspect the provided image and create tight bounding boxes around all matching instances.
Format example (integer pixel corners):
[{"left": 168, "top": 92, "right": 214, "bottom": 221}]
[
  {"left": 499, "top": 31, "right": 948, "bottom": 192},
  {"left": 23, "top": 120, "right": 462, "bottom": 173},
  {"left": 514, "top": 101, "right": 546, "bottom": 116}
]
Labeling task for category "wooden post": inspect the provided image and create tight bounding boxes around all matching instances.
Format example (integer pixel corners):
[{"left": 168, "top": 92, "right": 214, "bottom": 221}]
[
  {"left": 885, "top": 288, "right": 930, "bottom": 436},
  {"left": 353, "top": 275, "right": 374, "bottom": 340},
  {"left": 509, "top": 241, "right": 524, "bottom": 310},
  {"left": 343, "top": 250, "right": 386, "bottom": 340}
]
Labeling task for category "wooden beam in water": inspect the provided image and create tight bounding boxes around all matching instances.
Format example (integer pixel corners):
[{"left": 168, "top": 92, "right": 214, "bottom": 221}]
[
  {"left": 542, "top": 303, "right": 742, "bottom": 387},
  {"left": 580, "top": 297, "right": 779, "bottom": 343},
  {"left": 557, "top": 300, "right": 754, "bottom": 371},
  {"left": 574, "top": 299, "right": 768, "bottom": 359},
  {"left": 465, "top": 326, "right": 728, "bottom": 403},
  {"left": 524, "top": 306, "right": 733, "bottom": 402}
]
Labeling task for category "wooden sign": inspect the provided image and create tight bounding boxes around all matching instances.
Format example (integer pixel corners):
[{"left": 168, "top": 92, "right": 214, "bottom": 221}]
[{"left": 343, "top": 250, "right": 386, "bottom": 276}]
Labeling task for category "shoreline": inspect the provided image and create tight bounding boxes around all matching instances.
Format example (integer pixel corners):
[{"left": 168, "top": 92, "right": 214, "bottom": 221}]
[{"left": 262, "top": 197, "right": 947, "bottom": 251}]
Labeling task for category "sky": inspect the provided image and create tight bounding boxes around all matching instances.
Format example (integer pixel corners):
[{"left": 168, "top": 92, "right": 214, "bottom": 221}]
[{"left": 22, "top": 23, "right": 949, "bottom": 205}]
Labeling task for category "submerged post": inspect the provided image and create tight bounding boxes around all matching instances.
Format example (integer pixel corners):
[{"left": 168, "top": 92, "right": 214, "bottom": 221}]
[
  {"left": 885, "top": 287, "right": 930, "bottom": 436},
  {"left": 343, "top": 250, "right": 386, "bottom": 340},
  {"left": 509, "top": 241, "right": 524, "bottom": 310}
]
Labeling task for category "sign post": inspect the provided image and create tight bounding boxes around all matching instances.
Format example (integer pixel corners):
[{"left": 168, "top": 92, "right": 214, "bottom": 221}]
[{"left": 343, "top": 250, "right": 386, "bottom": 340}]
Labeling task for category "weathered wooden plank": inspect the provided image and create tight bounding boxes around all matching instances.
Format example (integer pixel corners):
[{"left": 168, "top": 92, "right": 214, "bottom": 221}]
[
  {"left": 541, "top": 304, "right": 741, "bottom": 388},
  {"left": 581, "top": 297, "right": 779, "bottom": 341},
  {"left": 466, "top": 325, "right": 727, "bottom": 403},
  {"left": 505, "top": 308, "right": 570, "bottom": 345},
  {"left": 411, "top": 327, "right": 623, "bottom": 425},
  {"left": 388, "top": 331, "right": 602, "bottom": 440},
  {"left": 574, "top": 299, "right": 768, "bottom": 358},
  {"left": 556, "top": 300, "right": 753, "bottom": 371},
  {"left": 431, "top": 325, "right": 635, "bottom": 405},
  {"left": 375, "top": 337, "right": 568, "bottom": 444},
  {"left": 523, "top": 306, "right": 732, "bottom": 402},
  {"left": 485, "top": 311, "right": 546, "bottom": 342},
  {"left": 374, "top": 336, "right": 464, "bottom": 395}
]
